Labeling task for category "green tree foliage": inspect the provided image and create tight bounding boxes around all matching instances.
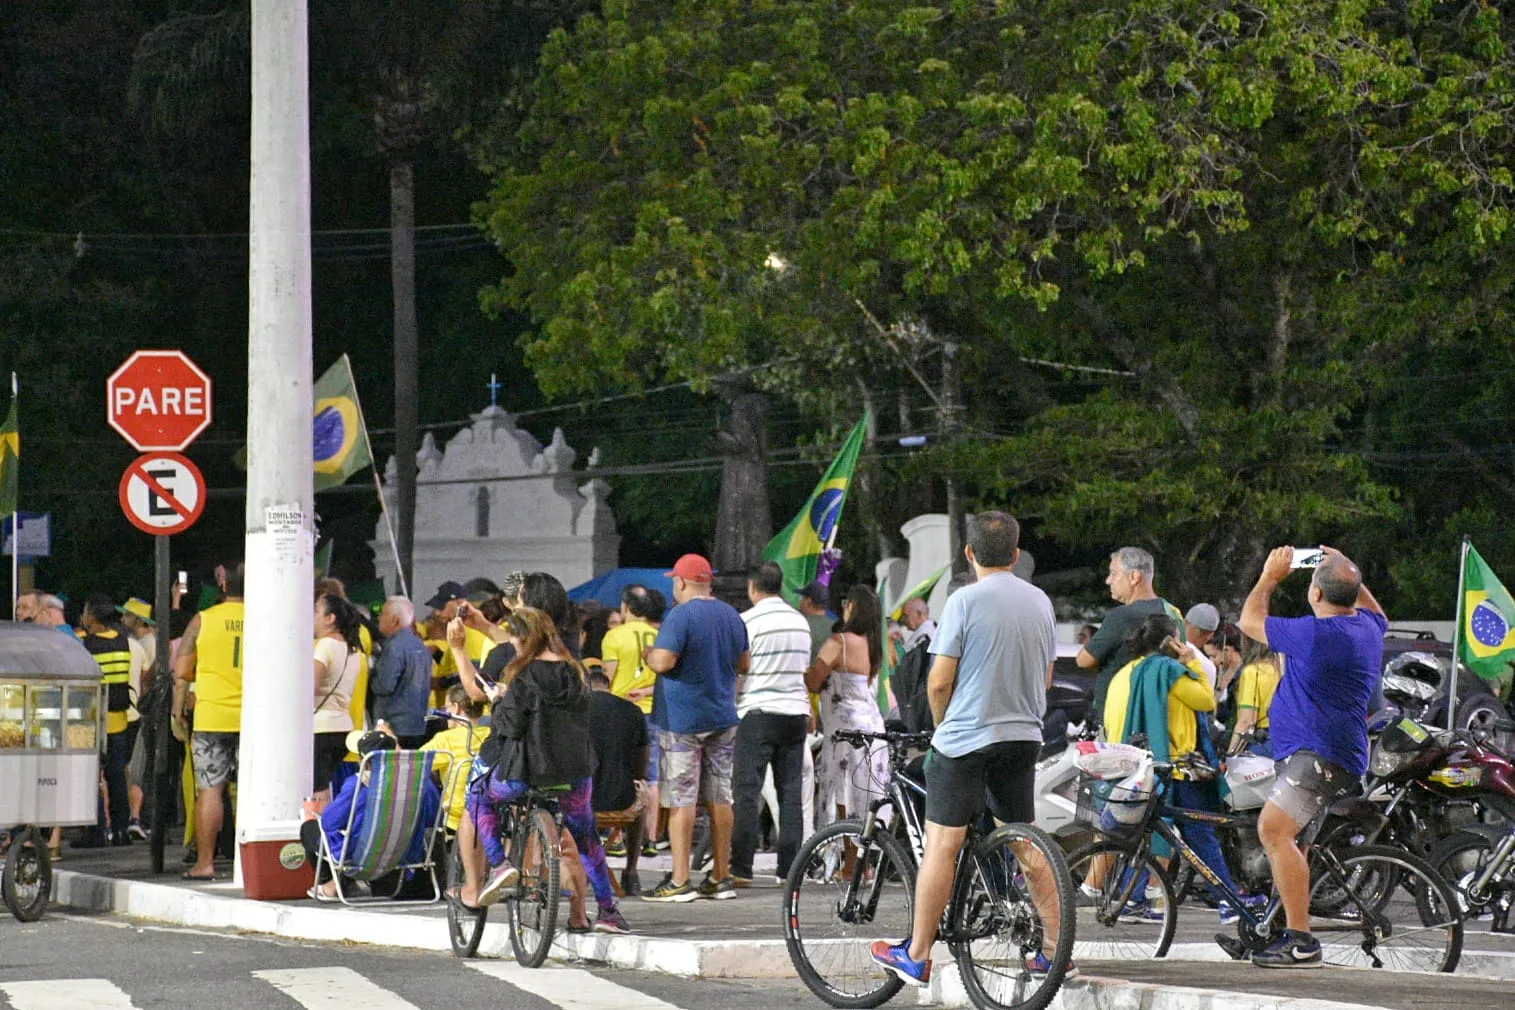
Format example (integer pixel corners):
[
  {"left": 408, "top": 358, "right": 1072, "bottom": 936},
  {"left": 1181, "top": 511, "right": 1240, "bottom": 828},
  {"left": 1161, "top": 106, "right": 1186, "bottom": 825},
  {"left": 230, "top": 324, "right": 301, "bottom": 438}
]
[{"left": 479, "top": 0, "right": 1515, "bottom": 610}]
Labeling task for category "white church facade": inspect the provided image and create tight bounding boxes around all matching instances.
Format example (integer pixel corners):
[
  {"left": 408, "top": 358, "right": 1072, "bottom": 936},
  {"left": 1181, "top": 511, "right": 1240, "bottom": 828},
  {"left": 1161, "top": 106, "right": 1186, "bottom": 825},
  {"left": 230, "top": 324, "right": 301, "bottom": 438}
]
[{"left": 371, "top": 405, "right": 620, "bottom": 605}]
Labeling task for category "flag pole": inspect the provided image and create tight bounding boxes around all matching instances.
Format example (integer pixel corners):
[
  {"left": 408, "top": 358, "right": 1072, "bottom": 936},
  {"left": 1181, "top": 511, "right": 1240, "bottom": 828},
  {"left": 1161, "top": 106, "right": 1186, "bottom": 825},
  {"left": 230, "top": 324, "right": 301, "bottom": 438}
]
[
  {"left": 1447, "top": 536, "right": 1471, "bottom": 732},
  {"left": 9, "top": 372, "right": 17, "bottom": 619},
  {"left": 341, "top": 354, "right": 409, "bottom": 600}
]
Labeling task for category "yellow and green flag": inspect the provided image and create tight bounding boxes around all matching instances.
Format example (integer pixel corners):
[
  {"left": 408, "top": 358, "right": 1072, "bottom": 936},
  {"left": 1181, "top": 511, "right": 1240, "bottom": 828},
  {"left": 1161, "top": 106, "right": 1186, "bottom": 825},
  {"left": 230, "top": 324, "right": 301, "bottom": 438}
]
[
  {"left": 1459, "top": 544, "right": 1515, "bottom": 683},
  {"left": 313, "top": 355, "right": 373, "bottom": 491},
  {"left": 762, "top": 412, "right": 870, "bottom": 597},
  {"left": 889, "top": 564, "right": 949, "bottom": 621},
  {"left": 0, "top": 390, "right": 17, "bottom": 515}
]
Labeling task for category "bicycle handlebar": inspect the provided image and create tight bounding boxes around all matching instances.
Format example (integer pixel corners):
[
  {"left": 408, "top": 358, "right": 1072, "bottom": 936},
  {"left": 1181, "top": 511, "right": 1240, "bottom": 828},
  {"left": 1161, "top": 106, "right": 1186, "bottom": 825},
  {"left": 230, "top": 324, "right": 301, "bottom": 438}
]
[{"left": 831, "top": 728, "right": 933, "bottom": 749}]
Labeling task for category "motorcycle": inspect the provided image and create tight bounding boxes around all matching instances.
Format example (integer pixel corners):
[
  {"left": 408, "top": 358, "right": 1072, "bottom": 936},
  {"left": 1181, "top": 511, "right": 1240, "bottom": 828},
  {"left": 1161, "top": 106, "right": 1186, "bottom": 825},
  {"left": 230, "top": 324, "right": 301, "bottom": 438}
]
[
  {"left": 1416, "top": 722, "right": 1515, "bottom": 932},
  {"left": 1364, "top": 713, "right": 1505, "bottom": 859}
]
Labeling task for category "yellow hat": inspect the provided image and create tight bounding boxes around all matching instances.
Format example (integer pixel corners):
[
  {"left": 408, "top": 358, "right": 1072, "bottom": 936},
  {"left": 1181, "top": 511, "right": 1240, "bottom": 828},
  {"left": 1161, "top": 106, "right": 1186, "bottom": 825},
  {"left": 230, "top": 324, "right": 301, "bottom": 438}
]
[{"left": 117, "top": 597, "right": 154, "bottom": 625}]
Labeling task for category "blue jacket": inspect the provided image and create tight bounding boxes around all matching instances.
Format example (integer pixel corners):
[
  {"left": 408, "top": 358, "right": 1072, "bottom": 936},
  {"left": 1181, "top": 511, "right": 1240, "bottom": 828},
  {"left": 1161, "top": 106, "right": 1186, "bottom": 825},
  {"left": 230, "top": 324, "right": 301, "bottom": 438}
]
[
  {"left": 369, "top": 628, "right": 434, "bottom": 737},
  {"left": 320, "top": 767, "right": 440, "bottom": 864}
]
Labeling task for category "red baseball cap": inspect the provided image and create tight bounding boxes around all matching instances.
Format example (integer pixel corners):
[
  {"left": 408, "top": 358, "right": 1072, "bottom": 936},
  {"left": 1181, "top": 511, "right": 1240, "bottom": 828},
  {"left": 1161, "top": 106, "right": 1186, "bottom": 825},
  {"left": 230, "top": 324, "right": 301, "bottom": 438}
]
[{"left": 666, "top": 553, "right": 714, "bottom": 583}]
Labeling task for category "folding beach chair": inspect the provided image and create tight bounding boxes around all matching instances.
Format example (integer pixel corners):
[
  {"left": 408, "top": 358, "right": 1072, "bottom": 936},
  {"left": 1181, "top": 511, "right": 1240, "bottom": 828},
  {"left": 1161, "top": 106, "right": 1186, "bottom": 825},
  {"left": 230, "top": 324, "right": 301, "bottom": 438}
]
[{"left": 313, "top": 749, "right": 446, "bottom": 905}]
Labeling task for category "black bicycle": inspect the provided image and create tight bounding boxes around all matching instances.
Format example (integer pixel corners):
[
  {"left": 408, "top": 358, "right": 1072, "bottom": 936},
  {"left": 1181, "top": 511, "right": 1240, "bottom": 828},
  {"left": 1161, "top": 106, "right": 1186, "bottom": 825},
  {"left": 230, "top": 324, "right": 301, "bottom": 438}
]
[
  {"left": 783, "top": 728, "right": 1075, "bottom": 1010},
  {"left": 1067, "top": 756, "right": 1463, "bottom": 972},
  {"left": 439, "top": 711, "right": 565, "bottom": 968}
]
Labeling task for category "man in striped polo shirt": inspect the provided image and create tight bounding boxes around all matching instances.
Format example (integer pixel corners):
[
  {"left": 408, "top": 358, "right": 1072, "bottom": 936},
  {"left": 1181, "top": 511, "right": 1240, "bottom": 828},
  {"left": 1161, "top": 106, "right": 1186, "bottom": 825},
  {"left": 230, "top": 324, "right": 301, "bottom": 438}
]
[{"left": 730, "top": 561, "right": 815, "bottom": 886}]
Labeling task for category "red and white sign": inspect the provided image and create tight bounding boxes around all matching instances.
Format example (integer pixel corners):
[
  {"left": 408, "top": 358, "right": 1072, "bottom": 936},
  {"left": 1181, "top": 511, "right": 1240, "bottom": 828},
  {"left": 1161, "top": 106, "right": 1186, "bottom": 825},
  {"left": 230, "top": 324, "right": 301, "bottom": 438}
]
[
  {"left": 118, "top": 452, "right": 206, "bottom": 536},
  {"left": 107, "top": 350, "right": 213, "bottom": 451}
]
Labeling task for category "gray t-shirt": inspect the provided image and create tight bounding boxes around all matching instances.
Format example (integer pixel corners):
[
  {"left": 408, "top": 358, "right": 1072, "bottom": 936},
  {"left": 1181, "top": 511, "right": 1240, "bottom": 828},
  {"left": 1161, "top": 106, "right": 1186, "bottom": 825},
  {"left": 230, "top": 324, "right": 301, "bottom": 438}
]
[{"left": 929, "top": 571, "right": 1055, "bottom": 758}]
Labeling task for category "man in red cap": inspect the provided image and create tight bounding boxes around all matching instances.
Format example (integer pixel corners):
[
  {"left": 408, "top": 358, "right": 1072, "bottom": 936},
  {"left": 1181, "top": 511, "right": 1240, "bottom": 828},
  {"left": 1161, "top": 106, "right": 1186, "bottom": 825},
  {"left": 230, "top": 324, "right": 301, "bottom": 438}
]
[{"left": 643, "top": 554, "right": 750, "bottom": 902}]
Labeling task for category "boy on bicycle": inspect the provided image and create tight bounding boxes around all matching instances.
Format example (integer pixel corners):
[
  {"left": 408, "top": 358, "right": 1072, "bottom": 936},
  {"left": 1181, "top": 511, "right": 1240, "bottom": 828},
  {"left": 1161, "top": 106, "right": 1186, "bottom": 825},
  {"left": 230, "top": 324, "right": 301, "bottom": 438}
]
[
  {"left": 871, "top": 511, "right": 1065, "bottom": 984},
  {"left": 1237, "top": 546, "right": 1386, "bottom": 968}
]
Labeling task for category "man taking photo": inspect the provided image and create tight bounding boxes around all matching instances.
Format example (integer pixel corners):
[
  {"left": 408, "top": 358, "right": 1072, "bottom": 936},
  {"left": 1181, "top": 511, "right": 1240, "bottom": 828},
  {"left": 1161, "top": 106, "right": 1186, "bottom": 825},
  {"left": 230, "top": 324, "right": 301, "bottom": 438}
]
[{"left": 1234, "top": 546, "right": 1386, "bottom": 968}]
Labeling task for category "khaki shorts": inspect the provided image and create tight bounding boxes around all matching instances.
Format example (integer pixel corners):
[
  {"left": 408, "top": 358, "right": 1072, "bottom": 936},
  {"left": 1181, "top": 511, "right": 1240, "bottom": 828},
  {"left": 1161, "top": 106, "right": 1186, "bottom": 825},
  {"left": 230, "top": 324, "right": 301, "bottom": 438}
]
[{"left": 658, "top": 727, "right": 736, "bottom": 807}]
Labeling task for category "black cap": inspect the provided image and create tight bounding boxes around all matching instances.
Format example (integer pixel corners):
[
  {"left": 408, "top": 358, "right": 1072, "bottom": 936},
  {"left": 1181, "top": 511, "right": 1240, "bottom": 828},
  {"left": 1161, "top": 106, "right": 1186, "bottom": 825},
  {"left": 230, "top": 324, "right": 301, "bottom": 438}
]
[
  {"left": 425, "top": 580, "right": 467, "bottom": 609},
  {"left": 798, "top": 580, "right": 829, "bottom": 607}
]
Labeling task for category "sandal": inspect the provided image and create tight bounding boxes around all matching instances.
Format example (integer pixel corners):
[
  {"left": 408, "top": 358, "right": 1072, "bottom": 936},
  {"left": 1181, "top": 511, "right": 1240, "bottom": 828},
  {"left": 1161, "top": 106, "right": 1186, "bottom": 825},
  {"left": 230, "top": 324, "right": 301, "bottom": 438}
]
[
  {"left": 181, "top": 869, "right": 218, "bottom": 881},
  {"left": 444, "top": 885, "right": 482, "bottom": 912}
]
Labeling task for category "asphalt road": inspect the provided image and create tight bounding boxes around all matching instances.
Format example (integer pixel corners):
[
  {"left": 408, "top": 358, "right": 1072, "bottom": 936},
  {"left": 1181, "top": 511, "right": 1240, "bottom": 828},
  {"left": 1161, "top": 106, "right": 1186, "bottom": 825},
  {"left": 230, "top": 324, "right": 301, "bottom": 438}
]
[{"left": 0, "top": 912, "right": 815, "bottom": 1010}]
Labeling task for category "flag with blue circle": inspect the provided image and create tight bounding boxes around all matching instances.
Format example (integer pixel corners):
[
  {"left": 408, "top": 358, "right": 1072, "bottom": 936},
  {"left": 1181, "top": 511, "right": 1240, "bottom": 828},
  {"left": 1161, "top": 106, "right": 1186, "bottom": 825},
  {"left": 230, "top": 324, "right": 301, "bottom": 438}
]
[
  {"left": 761, "top": 412, "right": 870, "bottom": 596},
  {"left": 1460, "top": 544, "right": 1515, "bottom": 683},
  {"left": 313, "top": 355, "right": 373, "bottom": 491}
]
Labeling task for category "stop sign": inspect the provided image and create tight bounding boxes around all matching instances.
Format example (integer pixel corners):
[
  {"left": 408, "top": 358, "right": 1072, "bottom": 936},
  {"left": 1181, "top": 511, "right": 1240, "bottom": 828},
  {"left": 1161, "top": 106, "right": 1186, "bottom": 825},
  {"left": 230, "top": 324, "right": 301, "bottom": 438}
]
[{"left": 107, "top": 350, "right": 214, "bottom": 451}]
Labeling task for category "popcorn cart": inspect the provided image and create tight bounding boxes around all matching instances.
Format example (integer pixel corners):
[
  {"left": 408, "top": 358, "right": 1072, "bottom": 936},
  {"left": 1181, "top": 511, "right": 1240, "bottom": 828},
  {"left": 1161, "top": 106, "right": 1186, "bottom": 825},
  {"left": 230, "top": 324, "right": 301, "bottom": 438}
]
[{"left": 1, "top": 622, "right": 104, "bottom": 921}]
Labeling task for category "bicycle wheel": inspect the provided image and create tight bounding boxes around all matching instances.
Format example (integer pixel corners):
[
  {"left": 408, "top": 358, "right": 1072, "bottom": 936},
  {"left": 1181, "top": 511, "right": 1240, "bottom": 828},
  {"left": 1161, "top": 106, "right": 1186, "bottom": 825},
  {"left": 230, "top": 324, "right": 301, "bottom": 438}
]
[
  {"left": 445, "top": 836, "right": 488, "bottom": 958},
  {"left": 505, "top": 809, "right": 561, "bottom": 968},
  {"left": 1310, "top": 844, "right": 1462, "bottom": 973},
  {"left": 1428, "top": 829, "right": 1498, "bottom": 919},
  {"left": 3, "top": 826, "right": 51, "bottom": 922},
  {"left": 949, "top": 823, "right": 1075, "bottom": 1010},
  {"left": 782, "top": 819, "right": 916, "bottom": 1009},
  {"left": 1066, "top": 841, "right": 1176, "bottom": 960}
]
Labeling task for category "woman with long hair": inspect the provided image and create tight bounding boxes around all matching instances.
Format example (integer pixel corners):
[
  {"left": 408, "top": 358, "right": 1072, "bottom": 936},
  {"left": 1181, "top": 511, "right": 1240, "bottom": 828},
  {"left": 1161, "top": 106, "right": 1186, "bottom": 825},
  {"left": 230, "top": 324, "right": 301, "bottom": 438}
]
[
  {"left": 457, "top": 607, "right": 630, "bottom": 934},
  {"left": 1230, "top": 637, "right": 1283, "bottom": 757},
  {"left": 806, "top": 585, "right": 890, "bottom": 823},
  {"left": 312, "top": 592, "right": 364, "bottom": 799}
]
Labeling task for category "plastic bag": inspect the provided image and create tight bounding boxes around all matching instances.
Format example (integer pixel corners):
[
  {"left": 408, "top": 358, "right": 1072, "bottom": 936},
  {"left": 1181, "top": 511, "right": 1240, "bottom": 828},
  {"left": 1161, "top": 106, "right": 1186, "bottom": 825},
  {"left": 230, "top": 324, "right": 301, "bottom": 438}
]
[
  {"left": 1222, "top": 754, "right": 1276, "bottom": 811},
  {"left": 1099, "top": 758, "right": 1156, "bottom": 832},
  {"left": 1071, "top": 740, "right": 1149, "bottom": 781}
]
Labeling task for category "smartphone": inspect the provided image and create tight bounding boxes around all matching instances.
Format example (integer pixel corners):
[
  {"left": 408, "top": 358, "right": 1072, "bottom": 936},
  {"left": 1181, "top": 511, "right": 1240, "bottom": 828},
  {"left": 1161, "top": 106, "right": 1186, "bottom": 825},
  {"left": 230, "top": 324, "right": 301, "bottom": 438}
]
[
  {"left": 1291, "top": 547, "right": 1324, "bottom": 569},
  {"left": 1160, "top": 635, "right": 1183, "bottom": 658},
  {"left": 177, "top": 570, "right": 188, "bottom": 591}
]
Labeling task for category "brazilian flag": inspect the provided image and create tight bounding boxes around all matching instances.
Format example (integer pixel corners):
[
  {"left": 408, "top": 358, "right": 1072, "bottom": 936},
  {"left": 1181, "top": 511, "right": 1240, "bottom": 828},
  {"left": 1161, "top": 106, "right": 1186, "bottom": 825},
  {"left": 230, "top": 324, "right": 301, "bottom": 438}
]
[
  {"left": 1459, "top": 544, "right": 1515, "bottom": 684},
  {"left": 762, "top": 412, "right": 870, "bottom": 597},
  {"left": 0, "top": 390, "right": 16, "bottom": 515},
  {"left": 313, "top": 355, "right": 373, "bottom": 491}
]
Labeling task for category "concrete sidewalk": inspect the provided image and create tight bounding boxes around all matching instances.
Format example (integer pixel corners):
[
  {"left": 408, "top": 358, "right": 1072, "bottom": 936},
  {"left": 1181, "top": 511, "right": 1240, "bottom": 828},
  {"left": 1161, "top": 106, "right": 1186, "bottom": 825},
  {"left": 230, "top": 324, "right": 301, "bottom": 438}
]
[{"left": 44, "top": 844, "right": 1515, "bottom": 1010}]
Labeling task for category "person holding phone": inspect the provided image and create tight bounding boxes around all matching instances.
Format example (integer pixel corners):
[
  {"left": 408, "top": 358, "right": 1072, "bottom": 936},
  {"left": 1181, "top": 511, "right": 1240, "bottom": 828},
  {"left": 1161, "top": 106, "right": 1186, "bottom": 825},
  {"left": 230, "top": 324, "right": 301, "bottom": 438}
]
[
  {"left": 1236, "top": 546, "right": 1387, "bottom": 968},
  {"left": 1101, "top": 613, "right": 1256, "bottom": 922}
]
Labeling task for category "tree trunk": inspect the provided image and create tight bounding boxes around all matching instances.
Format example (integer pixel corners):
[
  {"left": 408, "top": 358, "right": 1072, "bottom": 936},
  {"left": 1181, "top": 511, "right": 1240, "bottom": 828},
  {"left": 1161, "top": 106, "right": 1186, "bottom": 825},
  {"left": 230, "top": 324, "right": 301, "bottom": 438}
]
[
  {"left": 711, "top": 377, "right": 772, "bottom": 577},
  {"left": 390, "top": 156, "right": 418, "bottom": 592}
]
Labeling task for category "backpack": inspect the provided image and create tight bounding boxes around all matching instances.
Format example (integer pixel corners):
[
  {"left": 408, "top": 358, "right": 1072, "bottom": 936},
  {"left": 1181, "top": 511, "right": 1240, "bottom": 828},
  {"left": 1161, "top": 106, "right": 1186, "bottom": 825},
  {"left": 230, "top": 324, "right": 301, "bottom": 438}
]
[{"left": 893, "top": 638, "right": 935, "bottom": 733}]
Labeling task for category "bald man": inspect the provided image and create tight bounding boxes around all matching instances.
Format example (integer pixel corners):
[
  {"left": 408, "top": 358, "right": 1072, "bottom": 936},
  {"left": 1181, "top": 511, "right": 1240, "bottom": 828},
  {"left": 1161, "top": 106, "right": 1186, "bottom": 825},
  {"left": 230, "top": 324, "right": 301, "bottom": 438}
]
[
  {"left": 1232, "top": 546, "right": 1387, "bottom": 969},
  {"left": 900, "top": 598, "right": 936, "bottom": 649}
]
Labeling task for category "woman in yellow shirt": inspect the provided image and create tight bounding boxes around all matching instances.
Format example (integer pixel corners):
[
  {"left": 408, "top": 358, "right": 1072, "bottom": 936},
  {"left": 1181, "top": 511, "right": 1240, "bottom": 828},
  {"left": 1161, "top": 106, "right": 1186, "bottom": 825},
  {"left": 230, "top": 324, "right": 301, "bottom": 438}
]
[
  {"left": 1101, "top": 614, "right": 1257, "bottom": 920},
  {"left": 1229, "top": 640, "right": 1282, "bottom": 757}
]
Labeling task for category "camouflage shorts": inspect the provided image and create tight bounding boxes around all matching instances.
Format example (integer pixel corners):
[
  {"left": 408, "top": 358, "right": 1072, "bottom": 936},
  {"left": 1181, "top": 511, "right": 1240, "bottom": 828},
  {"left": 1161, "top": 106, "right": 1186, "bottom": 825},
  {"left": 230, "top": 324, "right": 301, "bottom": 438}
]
[
  {"left": 657, "top": 726, "right": 737, "bottom": 807},
  {"left": 191, "top": 731, "right": 239, "bottom": 790}
]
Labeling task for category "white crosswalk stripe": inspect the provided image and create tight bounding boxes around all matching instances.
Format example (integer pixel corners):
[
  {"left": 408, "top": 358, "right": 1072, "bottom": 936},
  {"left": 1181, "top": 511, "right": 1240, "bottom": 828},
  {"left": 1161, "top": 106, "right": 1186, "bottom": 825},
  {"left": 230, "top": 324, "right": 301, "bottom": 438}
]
[
  {"left": 467, "top": 961, "right": 681, "bottom": 1010},
  {"left": 0, "top": 980, "right": 142, "bottom": 1010},
  {"left": 251, "top": 967, "right": 423, "bottom": 1010}
]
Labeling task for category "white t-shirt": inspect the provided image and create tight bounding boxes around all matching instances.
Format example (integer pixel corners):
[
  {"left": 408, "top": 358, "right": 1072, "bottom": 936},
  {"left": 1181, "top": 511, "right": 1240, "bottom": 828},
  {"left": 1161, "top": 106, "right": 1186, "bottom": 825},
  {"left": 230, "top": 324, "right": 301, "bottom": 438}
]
[
  {"left": 904, "top": 619, "right": 937, "bottom": 650},
  {"left": 1190, "top": 648, "right": 1218, "bottom": 691},
  {"left": 313, "top": 636, "right": 359, "bottom": 733},
  {"left": 737, "top": 596, "right": 813, "bottom": 718}
]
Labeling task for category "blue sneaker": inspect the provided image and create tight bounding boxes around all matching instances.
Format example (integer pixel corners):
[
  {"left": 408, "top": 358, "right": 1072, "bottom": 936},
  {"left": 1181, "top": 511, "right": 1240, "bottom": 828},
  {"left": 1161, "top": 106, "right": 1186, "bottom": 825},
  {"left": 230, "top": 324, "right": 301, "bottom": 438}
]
[
  {"left": 1026, "top": 951, "right": 1078, "bottom": 978},
  {"left": 1250, "top": 929, "right": 1322, "bottom": 969},
  {"left": 1218, "top": 894, "right": 1267, "bottom": 924},
  {"left": 1117, "top": 901, "right": 1164, "bottom": 924},
  {"left": 870, "top": 940, "right": 931, "bottom": 986}
]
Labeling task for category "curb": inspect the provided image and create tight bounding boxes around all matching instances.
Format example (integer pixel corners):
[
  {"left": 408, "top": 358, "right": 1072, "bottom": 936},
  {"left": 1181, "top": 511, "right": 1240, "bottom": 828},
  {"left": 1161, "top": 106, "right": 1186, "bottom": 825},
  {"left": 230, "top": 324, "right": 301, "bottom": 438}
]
[{"left": 51, "top": 870, "right": 1512, "bottom": 1009}]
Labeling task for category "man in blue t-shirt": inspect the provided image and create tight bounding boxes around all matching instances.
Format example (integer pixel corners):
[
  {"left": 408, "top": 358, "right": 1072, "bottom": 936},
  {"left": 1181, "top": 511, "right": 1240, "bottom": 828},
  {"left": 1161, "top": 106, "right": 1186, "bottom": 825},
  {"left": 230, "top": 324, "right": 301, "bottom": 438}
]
[
  {"left": 1236, "top": 545, "right": 1387, "bottom": 969},
  {"left": 644, "top": 553, "right": 750, "bottom": 903}
]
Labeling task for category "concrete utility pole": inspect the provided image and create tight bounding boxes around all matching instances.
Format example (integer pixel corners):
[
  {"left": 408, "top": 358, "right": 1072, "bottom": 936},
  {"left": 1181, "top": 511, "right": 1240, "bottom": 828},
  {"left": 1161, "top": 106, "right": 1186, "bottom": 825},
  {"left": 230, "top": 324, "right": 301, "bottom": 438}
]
[{"left": 239, "top": 0, "right": 314, "bottom": 847}]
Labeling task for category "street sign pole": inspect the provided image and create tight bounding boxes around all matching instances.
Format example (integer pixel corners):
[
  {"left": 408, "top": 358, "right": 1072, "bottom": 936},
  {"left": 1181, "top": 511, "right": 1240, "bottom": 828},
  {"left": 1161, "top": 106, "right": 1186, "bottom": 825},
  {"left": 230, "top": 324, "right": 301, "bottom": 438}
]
[{"left": 149, "top": 533, "right": 172, "bottom": 874}]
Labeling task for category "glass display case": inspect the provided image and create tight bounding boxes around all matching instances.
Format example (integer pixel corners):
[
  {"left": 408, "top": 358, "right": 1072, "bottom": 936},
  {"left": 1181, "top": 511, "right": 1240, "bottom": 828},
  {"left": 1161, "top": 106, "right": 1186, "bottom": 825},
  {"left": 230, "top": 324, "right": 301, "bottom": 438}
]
[{"left": 0, "top": 624, "right": 106, "bottom": 827}]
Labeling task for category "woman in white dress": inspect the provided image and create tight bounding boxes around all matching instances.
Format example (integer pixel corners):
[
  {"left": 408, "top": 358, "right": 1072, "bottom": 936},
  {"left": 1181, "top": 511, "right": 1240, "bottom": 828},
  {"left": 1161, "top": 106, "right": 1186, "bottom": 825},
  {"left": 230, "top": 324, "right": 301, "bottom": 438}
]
[{"left": 806, "top": 585, "right": 890, "bottom": 824}]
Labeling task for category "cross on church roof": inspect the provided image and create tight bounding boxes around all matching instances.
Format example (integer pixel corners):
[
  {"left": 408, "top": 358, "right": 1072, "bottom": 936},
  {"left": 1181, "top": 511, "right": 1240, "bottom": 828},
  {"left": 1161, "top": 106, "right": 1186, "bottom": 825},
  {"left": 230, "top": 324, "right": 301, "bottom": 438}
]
[{"left": 487, "top": 372, "right": 502, "bottom": 409}]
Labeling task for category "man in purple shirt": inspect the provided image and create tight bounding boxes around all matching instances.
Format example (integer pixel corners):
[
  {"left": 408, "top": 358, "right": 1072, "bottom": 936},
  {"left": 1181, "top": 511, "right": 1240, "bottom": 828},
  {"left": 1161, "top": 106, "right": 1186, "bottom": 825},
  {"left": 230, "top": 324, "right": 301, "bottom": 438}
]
[{"left": 1236, "top": 545, "right": 1387, "bottom": 969}]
